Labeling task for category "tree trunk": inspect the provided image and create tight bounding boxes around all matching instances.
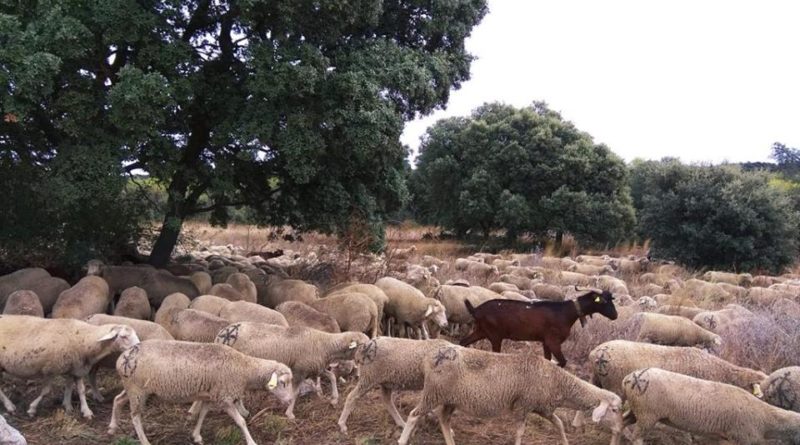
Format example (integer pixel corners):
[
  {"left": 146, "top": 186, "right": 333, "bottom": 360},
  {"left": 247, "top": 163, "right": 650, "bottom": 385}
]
[
  {"left": 149, "top": 207, "right": 185, "bottom": 268},
  {"left": 555, "top": 230, "right": 564, "bottom": 248}
]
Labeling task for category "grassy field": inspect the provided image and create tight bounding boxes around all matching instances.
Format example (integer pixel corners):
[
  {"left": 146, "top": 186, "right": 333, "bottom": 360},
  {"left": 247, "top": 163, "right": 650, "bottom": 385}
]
[{"left": 4, "top": 222, "right": 794, "bottom": 445}]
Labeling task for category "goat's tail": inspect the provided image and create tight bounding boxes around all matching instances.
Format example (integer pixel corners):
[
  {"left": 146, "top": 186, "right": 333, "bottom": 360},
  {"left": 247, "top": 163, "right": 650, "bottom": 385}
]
[{"left": 464, "top": 299, "right": 475, "bottom": 316}]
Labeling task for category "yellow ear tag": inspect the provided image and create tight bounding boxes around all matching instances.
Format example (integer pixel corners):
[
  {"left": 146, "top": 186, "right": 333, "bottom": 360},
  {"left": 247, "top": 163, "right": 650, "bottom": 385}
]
[
  {"left": 348, "top": 341, "right": 358, "bottom": 349},
  {"left": 594, "top": 297, "right": 602, "bottom": 303},
  {"left": 267, "top": 372, "right": 278, "bottom": 390},
  {"left": 753, "top": 384, "right": 763, "bottom": 398}
]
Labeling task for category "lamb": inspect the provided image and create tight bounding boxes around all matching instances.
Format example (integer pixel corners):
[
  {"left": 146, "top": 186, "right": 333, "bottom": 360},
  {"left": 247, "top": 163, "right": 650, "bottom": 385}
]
[
  {"left": 108, "top": 340, "right": 293, "bottom": 445},
  {"left": 398, "top": 345, "right": 623, "bottom": 445},
  {"left": 256, "top": 276, "right": 319, "bottom": 308},
  {"left": 214, "top": 322, "right": 368, "bottom": 418},
  {"left": 307, "top": 292, "right": 379, "bottom": 337},
  {"left": 337, "top": 337, "right": 453, "bottom": 433},
  {"left": 188, "top": 271, "right": 212, "bottom": 294},
  {"left": 51, "top": 276, "right": 111, "bottom": 319},
  {"left": 225, "top": 273, "right": 257, "bottom": 303},
  {"left": 631, "top": 312, "right": 721, "bottom": 348},
  {"left": 113, "top": 287, "right": 151, "bottom": 320},
  {"left": 531, "top": 283, "right": 566, "bottom": 301},
  {"left": 0, "top": 315, "right": 139, "bottom": 418},
  {"left": 588, "top": 340, "right": 767, "bottom": 398},
  {"left": 375, "top": 277, "right": 448, "bottom": 339},
  {"left": 762, "top": 366, "right": 800, "bottom": 412},
  {"left": 2, "top": 290, "right": 44, "bottom": 317},
  {"left": 622, "top": 367, "right": 800, "bottom": 445},
  {"left": 0, "top": 268, "right": 50, "bottom": 308},
  {"left": 703, "top": 270, "right": 753, "bottom": 286},
  {"left": 218, "top": 300, "right": 288, "bottom": 326},
  {"left": 275, "top": 301, "right": 340, "bottom": 332}
]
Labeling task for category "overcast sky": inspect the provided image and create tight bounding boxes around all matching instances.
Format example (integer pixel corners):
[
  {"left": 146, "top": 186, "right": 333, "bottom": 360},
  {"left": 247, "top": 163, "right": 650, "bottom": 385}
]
[{"left": 401, "top": 0, "right": 800, "bottom": 165}]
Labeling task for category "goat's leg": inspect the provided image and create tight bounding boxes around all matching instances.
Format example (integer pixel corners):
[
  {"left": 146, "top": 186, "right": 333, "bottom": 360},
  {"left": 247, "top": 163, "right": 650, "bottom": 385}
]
[
  {"left": 546, "top": 338, "right": 567, "bottom": 367},
  {"left": 543, "top": 343, "right": 552, "bottom": 361},
  {"left": 489, "top": 336, "right": 503, "bottom": 352}
]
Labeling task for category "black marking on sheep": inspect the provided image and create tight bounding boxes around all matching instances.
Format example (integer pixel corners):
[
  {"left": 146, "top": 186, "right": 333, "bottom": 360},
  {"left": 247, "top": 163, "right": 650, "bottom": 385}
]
[
  {"left": 433, "top": 347, "right": 458, "bottom": 367},
  {"left": 704, "top": 315, "right": 717, "bottom": 330},
  {"left": 767, "top": 370, "right": 798, "bottom": 410},
  {"left": 359, "top": 339, "right": 378, "bottom": 365},
  {"left": 120, "top": 344, "right": 140, "bottom": 378},
  {"left": 217, "top": 323, "right": 241, "bottom": 346},
  {"left": 627, "top": 368, "right": 650, "bottom": 395},
  {"left": 594, "top": 346, "right": 611, "bottom": 377}
]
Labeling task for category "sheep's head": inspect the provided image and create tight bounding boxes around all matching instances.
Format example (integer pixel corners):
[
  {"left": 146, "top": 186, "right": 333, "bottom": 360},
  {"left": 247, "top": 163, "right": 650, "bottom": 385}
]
[
  {"left": 334, "top": 332, "right": 370, "bottom": 361},
  {"left": 98, "top": 325, "right": 140, "bottom": 351},
  {"left": 591, "top": 394, "right": 624, "bottom": 434},
  {"left": 85, "top": 259, "right": 104, "bottom": 276},
  {"left": 424, "top": 300, "right": 448, "bottom": 328},
  {"left": 265, "top": 365, "right": 294, "bottom": 404}
]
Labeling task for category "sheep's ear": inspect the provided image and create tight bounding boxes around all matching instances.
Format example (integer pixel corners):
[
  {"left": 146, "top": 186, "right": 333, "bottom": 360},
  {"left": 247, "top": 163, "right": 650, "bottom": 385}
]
[
  {"left": 424, "top": 305, "right": 434, "bottom": 317},
  {"left": 591, "top": 400, "right": 610, "bottom": 422},
  {"left": 267, "top": 372, "right": 278, "bottom": 390},
  {"left": 97, "top": 329, "right": 119, "bottom": 342}
]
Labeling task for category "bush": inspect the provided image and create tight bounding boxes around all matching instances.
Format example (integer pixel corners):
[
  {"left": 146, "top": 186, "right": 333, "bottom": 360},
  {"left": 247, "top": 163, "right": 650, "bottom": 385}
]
[{"left": 631, "top": 159, "right": 800, "bottom": 273}]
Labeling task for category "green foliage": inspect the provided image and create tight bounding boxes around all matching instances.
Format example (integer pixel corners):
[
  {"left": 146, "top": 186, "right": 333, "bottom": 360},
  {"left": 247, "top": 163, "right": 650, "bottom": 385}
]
[
  {"left": 112, "top": 438, "right": 140, "bottom": 445},
  {"left": 411, "top": 102, "right": 635, "bottom": 245},
  {"left": 631, "top": 159, "right": 800, "bottom": 272},
  {"left": 0, "top": 0, "right": 488, "bottom": 264}
]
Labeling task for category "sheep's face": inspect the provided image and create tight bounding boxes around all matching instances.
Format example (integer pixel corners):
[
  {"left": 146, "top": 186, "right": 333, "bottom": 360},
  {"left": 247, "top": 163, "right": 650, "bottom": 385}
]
[
  {"left": 425, "top": 302, "right": 448, "bottom": 328},
  {"left": 335, "top": 332, "right": 370, "bottom": 360},
  {"left": 592, "top": 396, "right": 624, "bottom": 433},
  {"left": 267, "top": 369, "right": 294, "bottom": 404},
  {"left": 85, "top": 259, "right": 103, "bottom": 276},
  {"left": 98, "top": 325, "right": 140, "bottom": 351}
]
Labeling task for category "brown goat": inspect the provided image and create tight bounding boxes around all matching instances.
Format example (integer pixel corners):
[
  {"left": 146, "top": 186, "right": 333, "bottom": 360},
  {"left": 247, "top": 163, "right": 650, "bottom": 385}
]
[{"left": 459, "top": 288, "right": 618, "bottom": 367}]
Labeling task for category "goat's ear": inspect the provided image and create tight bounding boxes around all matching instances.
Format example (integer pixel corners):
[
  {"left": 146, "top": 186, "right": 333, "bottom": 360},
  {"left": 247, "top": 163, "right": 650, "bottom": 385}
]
[
  {"left": 591, "top": 400, "right": 610, "bottom": 422},
  {"left": 594, "top": 296, "right": 602, "bottom": 303},
  {"left": 424, "top": 305, "right": 434, "bottom": 317}
]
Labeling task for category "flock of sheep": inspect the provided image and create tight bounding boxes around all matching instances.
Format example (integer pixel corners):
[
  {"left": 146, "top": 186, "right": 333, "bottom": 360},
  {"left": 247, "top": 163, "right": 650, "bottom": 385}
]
[{"left": 0, "top": 245, "right": 799, "bottom": 444}]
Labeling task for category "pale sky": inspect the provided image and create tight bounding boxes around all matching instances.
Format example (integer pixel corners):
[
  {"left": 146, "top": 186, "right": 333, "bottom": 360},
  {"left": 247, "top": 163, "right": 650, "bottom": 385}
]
[{"left": 401, "top": 0, "right": 800, "bottom": 166}]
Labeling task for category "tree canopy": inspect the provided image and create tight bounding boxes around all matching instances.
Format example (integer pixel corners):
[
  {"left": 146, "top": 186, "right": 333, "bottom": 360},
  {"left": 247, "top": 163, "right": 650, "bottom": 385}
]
[
  {"left": 411, "top": 102, "right": 635, "bottom": 245},
  {"left": 631, "top": 159, "right": 800, "bottom": 273},
  {"left": 1, "top": 0, "right": 487, "bottom": 266}
]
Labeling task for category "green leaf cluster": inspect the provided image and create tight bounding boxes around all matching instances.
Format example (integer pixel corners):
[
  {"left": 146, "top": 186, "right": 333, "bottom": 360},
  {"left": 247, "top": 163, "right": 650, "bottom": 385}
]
[{"left": 411, "top": 102, "right": 635, "bottom": 245}]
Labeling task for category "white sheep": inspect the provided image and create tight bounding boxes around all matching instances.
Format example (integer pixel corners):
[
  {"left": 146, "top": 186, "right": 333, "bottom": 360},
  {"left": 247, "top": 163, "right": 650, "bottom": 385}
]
[
  {"left": 398, "top": 345, "right": 623, "bottom": 445},
  {"left": 218, "top": 300, "right": 288, "bottom": 326},
  {"left": 588, "top": 340, "right": 767, "bottom": 398},
  {"left": 762, "top": 366, "right": 800, "bottom": 412},
  {"left": 570, "top": 263, "right": 615, "bottom": 276},
  {"left": 256, "top": 276, "right": 319, "bottom": 308},
  {"left": 0, "top": 268, "right": 50, "bottom": 308},
  {"left": 51, "top": 276, "right": 111, "bottom": 319},
  {"left": 275, "top": 301, "right": 340, "bottom": 333},
  {"left": 702, "top": 270, "right": 753, "bottom": 286},
  {"left": 692, "top": 306, "right": 752, "bottom": 333},
  {"left": 108, "top": 340, "right": 293, "bottom": 445},
  {"left": 188, "top": 294, "right": 229, "bottom": 315},
  {"left": 308, "top": 292, "right": 379, "bottom": 337},
  {"left": 337, "top": 337, "right": 453, "bottom": 433},
  {"left": 631, "top": 312, "right": 721, "bottom": 348},
  {"left": 375, "top": 277, "right": 448, "bottom": 339},
  {"left": 188, "top": 271, "right": 212, "bottom": 294},
  {"left": 214, "top": 322, "right": 368, "bottom": 419},
  {"left": 622, "top": 367, "right": 800, "bottom": 445},
  {"left": 225, "top": 272, "right": 257, "bottom": 303},
  {"left": 0, "top": 315, "right": 139, "bottom": 418},
  {"left": 654, "top": 304, "right": 705, "bottom": 319},
  {"left": 113, "top": 287, "right": 151, "bottom": 320}
]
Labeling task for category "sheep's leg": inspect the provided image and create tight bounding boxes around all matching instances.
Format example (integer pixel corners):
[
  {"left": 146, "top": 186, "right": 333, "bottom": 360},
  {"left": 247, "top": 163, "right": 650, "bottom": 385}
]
[
  {"left": 129, "top": 391, "right": 151, "bottom": 445},
  {"left": 0, "top": 387, "right": 15, "bottom": 413},
  {"left": 235, "top": 399, "right": 249, "bottom": 418},
  {"left": 385, "top": 318, "right": 392, "bottom": 337},
  {"left": 26, "top": 381, "right": 53, "bottom": 417},
  {"left": 629, "top": 424, "right": 645, "bottom": 445},
  {"left": 62, "top": 380, "right": 74, "bottom": 412},
  {"left": 398, "top": 405, "right": 424, "bottom": 445},
  {"left": 437, "top": 405, "right": 456, "bottom": 445},
  {"left": 188, "top": 400, "right": 201, "bottom": 419},
  {"left": 514, "top": 416, "right": 527, "bottom": 445},
  {"left": 549, "top": 412, "right": 569, "bottom": 445},
  {"left": 571, "top": 410, "right": 586, "bottom": 430},
  {"left": 108, "top": 390, "right": 128, "bottom": 435},
  {"left": 323, "top": 369, "right": 339, "bottom": 405},
  {"left": 223, "top": 400, "right": 257, "bottom": 445},
  {"left": 75, "top": 377, "right": 94, "bottom": 419},
  {"left": 338, "top": 381, "right": 369, "bottom": 433},
  {"left": 284, "top": 381, "right": 301, "bottom": 419},
  {"left": 87, "top": 364, "right": 105, "bottom": 402},
  {"left": 421, "top": 323, "right": 430, "bottom": 340},
  {"left": 380, "top": 386, "right": 405, "bottom": 428},
  {"left": 191, "top": 402, "right": 210, "bottom": 444}
]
